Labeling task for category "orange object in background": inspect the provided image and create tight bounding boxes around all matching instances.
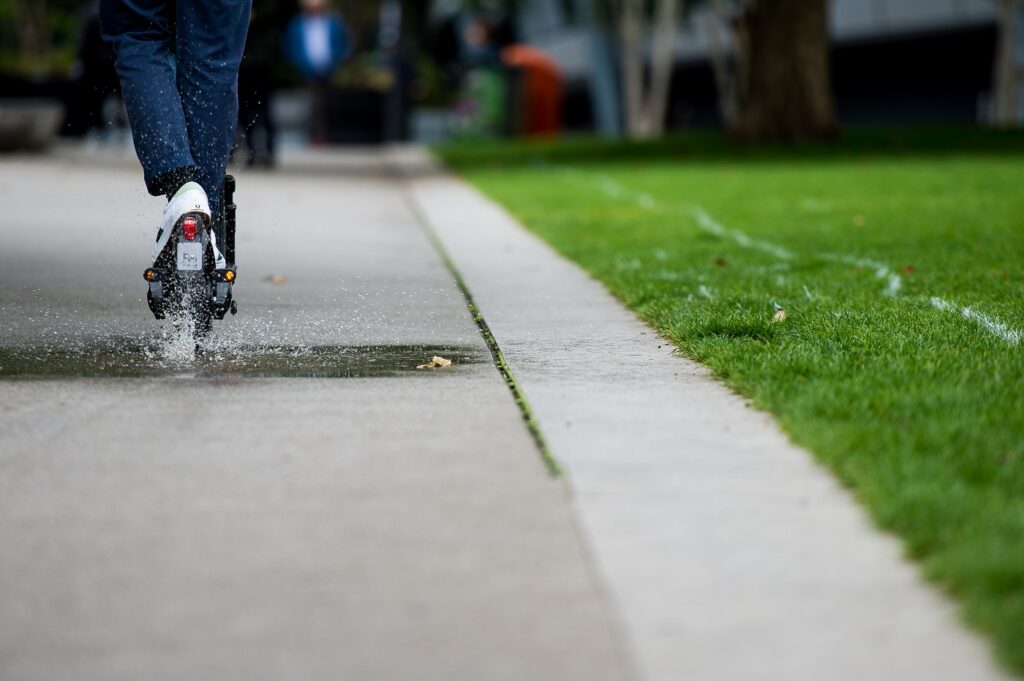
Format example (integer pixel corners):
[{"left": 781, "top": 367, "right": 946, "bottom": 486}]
[{"left": 500, "top": 45, "right": 563, "bottom": 137}]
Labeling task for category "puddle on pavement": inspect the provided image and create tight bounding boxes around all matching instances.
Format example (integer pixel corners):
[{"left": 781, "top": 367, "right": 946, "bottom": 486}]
[{"left": 0, "top": 339, "right": 485, "bottom": 379}]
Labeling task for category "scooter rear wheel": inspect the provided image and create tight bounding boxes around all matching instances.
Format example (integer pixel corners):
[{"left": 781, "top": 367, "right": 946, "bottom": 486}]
[{"left": 168, "top": 271, "right": 213, "bottom": 343}]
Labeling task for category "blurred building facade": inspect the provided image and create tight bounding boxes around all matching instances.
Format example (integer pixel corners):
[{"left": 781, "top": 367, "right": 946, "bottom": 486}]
[{"left": 515, "top": 0, "right": 1007, "bottom": 129}]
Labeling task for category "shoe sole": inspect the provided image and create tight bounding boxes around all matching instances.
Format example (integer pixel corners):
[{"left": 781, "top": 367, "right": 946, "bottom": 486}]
[{"left": 153, "top": 212, "right": 209, "bottom": 270}]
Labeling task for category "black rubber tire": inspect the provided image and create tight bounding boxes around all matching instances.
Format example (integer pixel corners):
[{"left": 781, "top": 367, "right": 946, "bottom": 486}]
[{"left": 169, "top": 273, "right": 213, "bottom": 343}]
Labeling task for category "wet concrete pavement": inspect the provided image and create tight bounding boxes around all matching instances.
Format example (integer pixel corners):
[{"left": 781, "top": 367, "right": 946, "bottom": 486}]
[{"left": 0, "top": 151, "right": 630, "bottom": 681}]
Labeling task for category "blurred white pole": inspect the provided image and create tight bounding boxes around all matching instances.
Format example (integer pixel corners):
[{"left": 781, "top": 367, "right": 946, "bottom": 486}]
[{"left": 572, "top": 0, "right": 622, "bottom": 136}]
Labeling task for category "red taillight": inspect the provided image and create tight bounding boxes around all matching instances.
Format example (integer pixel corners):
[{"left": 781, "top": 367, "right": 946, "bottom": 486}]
[{"left": 182, "top": 216, "right": 198, "bottom": 241}]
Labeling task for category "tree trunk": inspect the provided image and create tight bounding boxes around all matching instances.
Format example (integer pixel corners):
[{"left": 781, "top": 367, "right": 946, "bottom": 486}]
[
  {"left": 618, "top": 0, "right": 680, "bottom": 139},
  {"left": 644, "top": 0, "right": 679, "bottom": 136},
  {"left": 732, "top": 0, "right": 837, "bottom": 143},
  {"left": 992, "top": 0, "right": 1022, "bottom": 125},
  {"left": 706, "top": 0, "right": 740, "bottom": 127},
  {"left": 618, "top": 0, "right": 645, "bottom": 137},
  {"left": 11, "top": 0, "right": 50, "bottom": 64}
]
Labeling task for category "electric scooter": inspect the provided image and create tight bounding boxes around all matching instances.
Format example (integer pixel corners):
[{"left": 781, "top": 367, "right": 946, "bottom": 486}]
[{"left": 143, "top": 175, "right": 238, "bottom": 340}]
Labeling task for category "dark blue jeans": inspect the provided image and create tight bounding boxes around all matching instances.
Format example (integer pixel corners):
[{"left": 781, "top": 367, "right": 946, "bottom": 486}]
[{"left": 100, "top": 0, "right": 251, "bottom": 210}]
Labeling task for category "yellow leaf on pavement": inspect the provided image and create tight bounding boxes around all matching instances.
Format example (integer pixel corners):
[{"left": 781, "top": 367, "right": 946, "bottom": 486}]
[{"left": 416, "top": 356, "right": 453, "bottom": 369}]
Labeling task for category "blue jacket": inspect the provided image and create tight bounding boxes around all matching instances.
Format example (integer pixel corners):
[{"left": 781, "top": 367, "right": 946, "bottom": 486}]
[{"left": 283, "top": 13, "right": 349, "bottom": 79}]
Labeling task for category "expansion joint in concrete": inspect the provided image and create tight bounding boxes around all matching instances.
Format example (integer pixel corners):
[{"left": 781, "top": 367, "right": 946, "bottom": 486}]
[{"left": 401, "top": 184, "right": 561, "bottom": 476}]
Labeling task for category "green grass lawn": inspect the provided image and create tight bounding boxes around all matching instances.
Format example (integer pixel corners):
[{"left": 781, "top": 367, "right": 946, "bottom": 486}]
[{"left": 439, "top": 129, "right": 1024, "bottom": 675}]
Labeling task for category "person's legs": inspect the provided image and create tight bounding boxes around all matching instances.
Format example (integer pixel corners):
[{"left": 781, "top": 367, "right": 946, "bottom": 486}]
[
  {"left": 238, "top": 71, "right": 259, "bottom": 164},
  {"left": 310, "top": 77, "right": 330, "bottom": 146},
  {"left": 262, "top": 91, "right": 277, "bottom": 164},
  {"left": 175, "top": 0, "right": 251, "bottom": 213},
  {"left": 99, "top": 0, "right": 197, "bottom": 196},
  {"left": 250, "top": 66, "right": 276, "bottom": 165}
]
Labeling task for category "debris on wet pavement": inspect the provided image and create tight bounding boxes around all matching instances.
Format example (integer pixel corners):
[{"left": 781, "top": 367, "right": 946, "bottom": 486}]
[{"left": 417, "top": 356, "right": 453, "bottom": 369}]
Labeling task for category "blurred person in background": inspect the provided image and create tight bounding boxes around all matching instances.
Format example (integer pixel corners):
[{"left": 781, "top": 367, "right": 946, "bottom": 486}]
[
  {"left": 64, "top": 1, "right": 121, "bottom": 139},
  {"left": 501, "top": 44, "right": 563, "bottom": 137},
  {"left": 454, "top": 14, "right": 507, "bottom": 137},
  {"left": 238, "top": 6, "right": 279, "bottom": 167},
  {"left": 99, "top": 0, "right": 251, "bottom": 269},
  {"left": 283, "top": 0, "right": 350, "bottom": 146}
]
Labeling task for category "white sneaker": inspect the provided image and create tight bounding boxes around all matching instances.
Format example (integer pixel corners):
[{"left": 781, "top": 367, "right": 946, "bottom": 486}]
[{"left": 152, "top": 181, "right": 211, "bottom": 265}]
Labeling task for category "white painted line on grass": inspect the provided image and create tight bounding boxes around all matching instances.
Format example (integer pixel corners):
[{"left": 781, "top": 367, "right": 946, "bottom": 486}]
[
  {"left": 689, "top": 205, "right": 796, "bottom": 261},
  {"left": 929, "top": 297, "right": 1022, "bottom": 346},
  {"left": 637, "top": 193, "right": 657, "bottom": 210},
  {"left": 597, "top": 175, "right": 627, "bottom": 200},
  {"left": 564, "top": 168, "right": 797, "bottom": 262},
  {"left": 582, "top": 171, "right": 662, "bottom": 212},
  {"left": 556, "top": 166, "right": 1021, "bottom": 347},
  {"left": 818, "top": 253, "right": 903, "bottom": 297}
]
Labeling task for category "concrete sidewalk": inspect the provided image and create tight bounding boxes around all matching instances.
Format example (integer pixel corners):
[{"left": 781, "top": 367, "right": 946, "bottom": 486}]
[
  {"left": 398, "top": 147, "right": 1011, "bottom": 681},
  {"left": 0, "top": 146, "right": 1011, "bottom": 681},
  {"left": 0, "top": 152, "right": 629, "bottom": 681}
]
